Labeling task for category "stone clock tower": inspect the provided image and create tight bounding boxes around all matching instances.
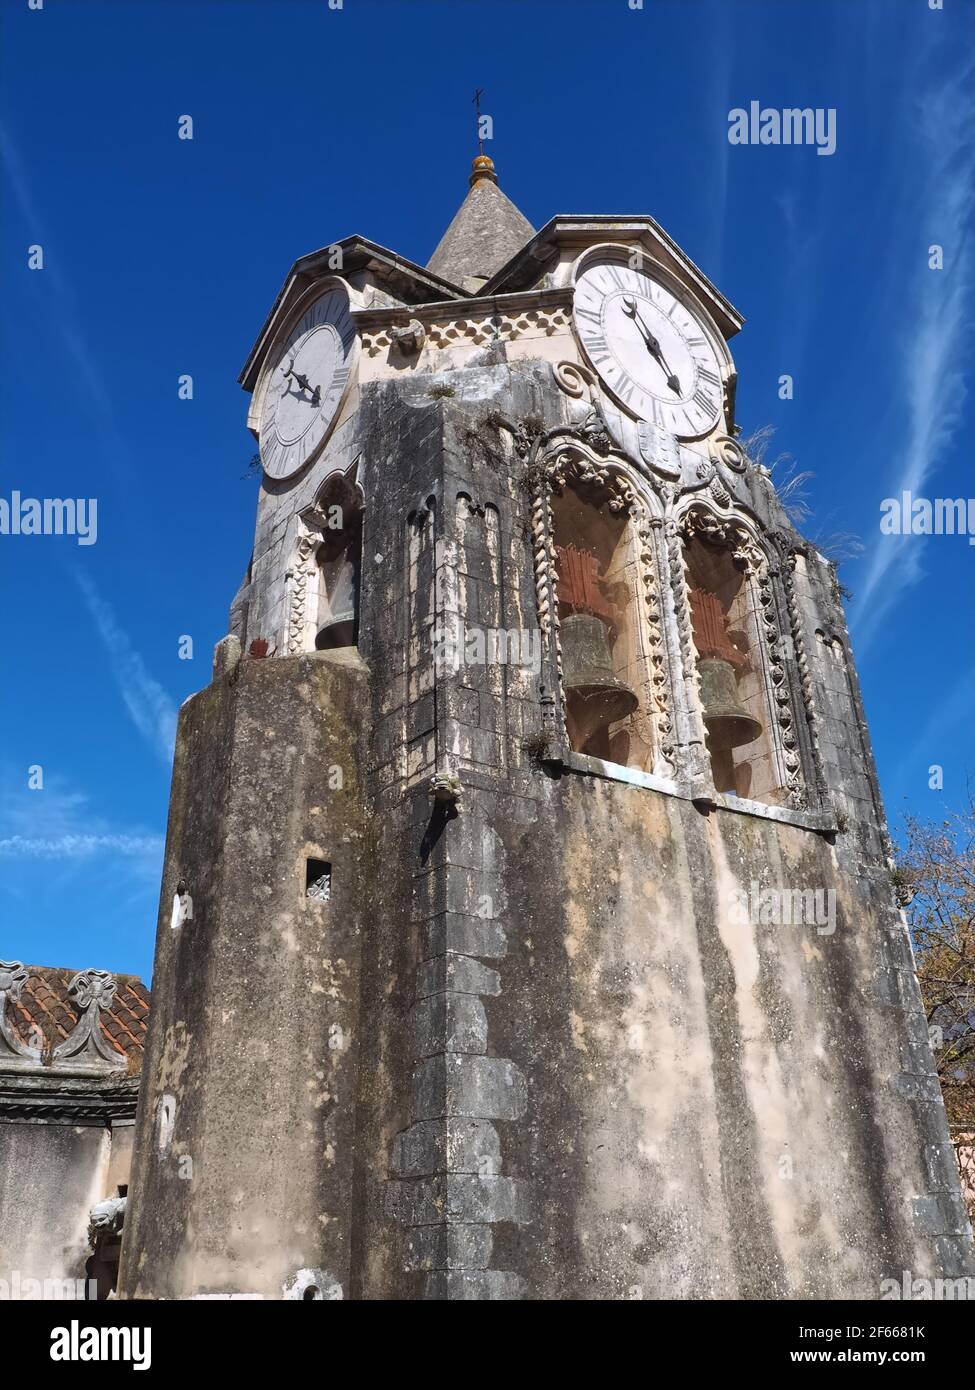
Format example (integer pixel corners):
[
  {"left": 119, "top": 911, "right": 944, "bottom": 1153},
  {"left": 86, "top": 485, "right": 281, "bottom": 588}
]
[{"left": 118, "top": 158, "right": 973, "bottom": 1300}]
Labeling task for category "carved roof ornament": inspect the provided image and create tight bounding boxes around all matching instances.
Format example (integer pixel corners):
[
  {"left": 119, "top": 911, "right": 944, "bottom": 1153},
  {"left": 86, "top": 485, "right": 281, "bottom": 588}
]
[
  {"left": 0, "top": 960, "right": 42, "bottom": 1071},
  {"left": 50, "top": 969, "right": 127, "bottom": 1075}
]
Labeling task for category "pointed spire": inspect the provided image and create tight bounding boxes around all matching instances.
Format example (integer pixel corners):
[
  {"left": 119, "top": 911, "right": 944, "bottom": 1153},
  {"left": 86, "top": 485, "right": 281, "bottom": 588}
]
[{"left": 426, "top": 156, "right": 535, "bottom": 295}]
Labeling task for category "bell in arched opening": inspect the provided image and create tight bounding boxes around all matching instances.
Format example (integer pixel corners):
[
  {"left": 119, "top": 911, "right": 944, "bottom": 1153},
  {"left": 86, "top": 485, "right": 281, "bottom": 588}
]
[
  {"left": 314, "top": 509, "right": 361, "bottom": 650},
  {"left": 689, "top": 585, "right": 762, "bottom": 792},
  {"left": 557, "top": 543, "right": 638, "bottom": 759}
]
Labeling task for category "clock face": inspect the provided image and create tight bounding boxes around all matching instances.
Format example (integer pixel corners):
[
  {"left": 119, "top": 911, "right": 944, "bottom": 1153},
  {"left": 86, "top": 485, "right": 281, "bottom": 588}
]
[
  {"left": 260, "top": 284, "right": 357, "bottom": 480},
  {"left": 574, "top": 259, "right": 725, "bottom": 438}
]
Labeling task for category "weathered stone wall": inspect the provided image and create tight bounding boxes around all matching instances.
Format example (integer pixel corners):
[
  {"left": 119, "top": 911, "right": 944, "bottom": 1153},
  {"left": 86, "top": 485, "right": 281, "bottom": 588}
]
[
  {"left": 345, "top": 368, "right": 972, "bottom": 1298},
  {"left": 121, "top": 358, "right": 973, "bottom": 1299},
  {"left": 117, "top": 652, "right": 373, "bottom": 1299},
  {"left": 456, "top": 778, "right": 970, "bottom": 1298},
  {"left": 0, "top": 1122, "right": 109, "bottom": 1291}
]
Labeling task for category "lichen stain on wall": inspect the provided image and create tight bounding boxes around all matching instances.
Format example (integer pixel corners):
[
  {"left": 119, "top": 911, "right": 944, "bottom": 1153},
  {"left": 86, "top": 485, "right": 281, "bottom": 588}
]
[
  {"left": 708, "top": 815, "right": 803, "bottom": 1285},
  {"left": 155, "top": 1020, "right": 193, "bottom": 1094},
  {"left": 174, "top": 1206, "right": 317, "bottom": 1298},
  {"left": 273, "top": 911, "right": 299, "bottom": 953},
  {"left": 560, "top": 786, "right": 732, "bottom": 1296}
]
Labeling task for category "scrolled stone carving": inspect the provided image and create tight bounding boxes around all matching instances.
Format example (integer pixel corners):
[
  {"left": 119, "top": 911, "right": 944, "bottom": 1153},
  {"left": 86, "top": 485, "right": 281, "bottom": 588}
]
[
  {"left": 0, "top": 960, "right": 41, "bottom": 1068},
  {"left": 713, "top": 433, "right": 746, "bottom": 472},
  {"left": 50, "top": 969, "right": 127, "bottom": 1073},
  {"left": 0, "top": 960, "right": 28, "bottom": 1002},
  {"left": 552, "top": 360, "right": 594, "bottom": 399}
]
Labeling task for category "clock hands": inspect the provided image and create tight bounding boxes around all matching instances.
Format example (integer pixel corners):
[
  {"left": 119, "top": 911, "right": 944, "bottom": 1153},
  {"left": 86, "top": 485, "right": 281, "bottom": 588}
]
[
  {"left": 621, "top": 296, "right": 681, "bottom": 396},
  {"left": 281, "top": 359, "right": 322, "bottom": 407}
]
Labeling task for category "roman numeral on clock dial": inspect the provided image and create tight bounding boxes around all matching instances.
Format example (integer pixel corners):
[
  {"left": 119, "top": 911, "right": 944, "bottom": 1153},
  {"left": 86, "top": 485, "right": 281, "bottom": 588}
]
[
  {"left": 260, "top": 283, "right": 357, "bottom": 479},
  {"left": 573, "top": 258, "right": 726, "bottom": 438}
]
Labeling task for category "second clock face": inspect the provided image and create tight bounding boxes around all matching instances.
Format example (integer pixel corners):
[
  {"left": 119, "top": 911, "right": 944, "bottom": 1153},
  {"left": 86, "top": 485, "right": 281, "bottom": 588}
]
[
  {"left": 574, "top": 259, "right": 725, "bottom": 438},
  {"left": 260, "top": 284, "right": 357, "bottom": 480}
]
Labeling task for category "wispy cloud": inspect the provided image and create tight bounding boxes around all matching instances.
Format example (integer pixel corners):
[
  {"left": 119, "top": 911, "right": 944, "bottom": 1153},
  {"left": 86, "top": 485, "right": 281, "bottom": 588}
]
[
  {"left": 0, "top": 129, "right": 124, "bottom": 453},
  {"left": 0, "top": 833, "right": 163, "bottom": 859},
  {"left": 0, "top": 777, "right": 163, "bottom": 857},
  {"left": 852, "top": 51, "right": 975, "bottom": 647},
  {"left": 0, "top": 777, "right": 164, "bottom": 972},
  {"left": 76, "top": 574, "right": 177, "bottom": 764}
]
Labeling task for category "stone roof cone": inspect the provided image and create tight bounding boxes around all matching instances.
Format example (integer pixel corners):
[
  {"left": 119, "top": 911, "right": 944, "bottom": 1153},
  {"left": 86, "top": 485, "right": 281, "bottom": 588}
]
[{"left": 426, "top": 155, "right": 536, "bottom": 294}]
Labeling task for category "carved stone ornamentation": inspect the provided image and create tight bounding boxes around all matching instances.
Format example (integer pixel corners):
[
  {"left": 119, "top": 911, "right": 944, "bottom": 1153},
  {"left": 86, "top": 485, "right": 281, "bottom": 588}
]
[
  {"left": 429, "top": 769, "right": 462, "bottom": 804},
  {"left": 88, "top": 1194, "right": 127, "bottom": 1249},
  {"left": 0, "top": 960, "right": 41, "bottom": 1070},
  {"left": 779, "top": 544, "right": 828, "bottom": 802},
  {"left": 712, "top": 434, "right": 747, "bottom": 473},
  {"left": 576, "top": 406, "right": 614, "bottom": 457},
  {"left": 552, "top": 360, "right": 594, "bottom": 399},
  {"left": 637, "top": 421, "right": 681, "bottom": 478},
  {"left": 547, "top": 444, "right": 637, "bottom": 514},
  {"left": 362, "top": 304, "right": 572, "bottom": 358},
  {"left": 527, "top": 432, "right": 677, "bottom": 778},
  {"left": 50, "top": 969, "right": 127, "bottom": 1074},
  {"left": 664, "top": 517, "right": 710, "bottom": 788},
  {"left": 637, "top": 516, "right": 677, "bottom": 777},
  {"left": 287, "top": 525, "right": 320, "bottom": 655},
  {"left": 388, "top": 318, "right": 426, "bottom": 354},
  {"left": 678, "top": 505, "right": 805, "bottom": 807},
  {"left": 755, "top": 564, "right": 805, "bottom": 808}
]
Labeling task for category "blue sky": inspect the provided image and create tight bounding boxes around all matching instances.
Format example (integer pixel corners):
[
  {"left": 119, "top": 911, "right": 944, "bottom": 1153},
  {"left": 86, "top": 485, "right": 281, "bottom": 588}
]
[{"left": 1, "top": 0, "right": 972, "bottom": 982}]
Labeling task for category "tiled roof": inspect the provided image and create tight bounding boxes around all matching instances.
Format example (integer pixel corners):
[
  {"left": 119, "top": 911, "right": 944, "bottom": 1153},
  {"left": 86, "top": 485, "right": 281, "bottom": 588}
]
[{"left": 7, "top": 967, "right": 150, "bottom": 1073}]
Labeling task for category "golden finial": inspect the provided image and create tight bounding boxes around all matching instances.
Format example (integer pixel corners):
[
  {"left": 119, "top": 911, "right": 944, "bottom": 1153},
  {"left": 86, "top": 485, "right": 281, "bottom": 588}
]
[{"left": 469, "top": 154, "right": 497, "bottom": 187}]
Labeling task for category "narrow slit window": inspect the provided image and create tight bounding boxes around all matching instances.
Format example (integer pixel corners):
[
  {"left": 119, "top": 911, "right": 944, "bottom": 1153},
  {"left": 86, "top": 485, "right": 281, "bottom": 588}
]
[{"left": 305, "top": 859, "right": 332, "bottom": 901}]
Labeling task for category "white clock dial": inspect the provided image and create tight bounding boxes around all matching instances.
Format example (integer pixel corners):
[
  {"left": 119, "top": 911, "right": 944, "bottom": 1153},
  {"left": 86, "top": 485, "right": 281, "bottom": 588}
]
[
  {"left": 260, "top": 283, "right": 357, "bottom": 480},
  {"left": 574, "top": 259, "right": 725, "bottom": 438}
]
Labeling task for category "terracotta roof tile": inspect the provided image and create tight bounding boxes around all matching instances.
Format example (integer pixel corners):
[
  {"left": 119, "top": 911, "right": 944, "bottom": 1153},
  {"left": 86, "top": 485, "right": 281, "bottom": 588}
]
[{"left": 7, "top": 967, "right": 151, "bottom": 1072}]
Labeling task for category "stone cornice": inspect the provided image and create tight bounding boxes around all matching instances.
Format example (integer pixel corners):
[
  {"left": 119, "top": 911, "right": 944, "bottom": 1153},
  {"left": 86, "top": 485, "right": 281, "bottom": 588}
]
[
  {"left": 351, "top": 285, "right": 574, "bottom": 332},
  {"left": 0, "top": 1072, "right": 140, "bottom": 1126}
]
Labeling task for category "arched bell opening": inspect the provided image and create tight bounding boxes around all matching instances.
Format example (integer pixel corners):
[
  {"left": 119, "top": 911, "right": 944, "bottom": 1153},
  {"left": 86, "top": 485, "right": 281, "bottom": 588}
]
[
  {"left": 314, "top": 520, "right": 361, "bottom": 649},
  {"left": 309, "top": 475, "right": 363, "bottom": 652},
  {"left": 684, "top": 533, "right": 780, "bottom": 802},
  {"left": 551, "top": 487, "right": 656, "bottom": 772}
]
